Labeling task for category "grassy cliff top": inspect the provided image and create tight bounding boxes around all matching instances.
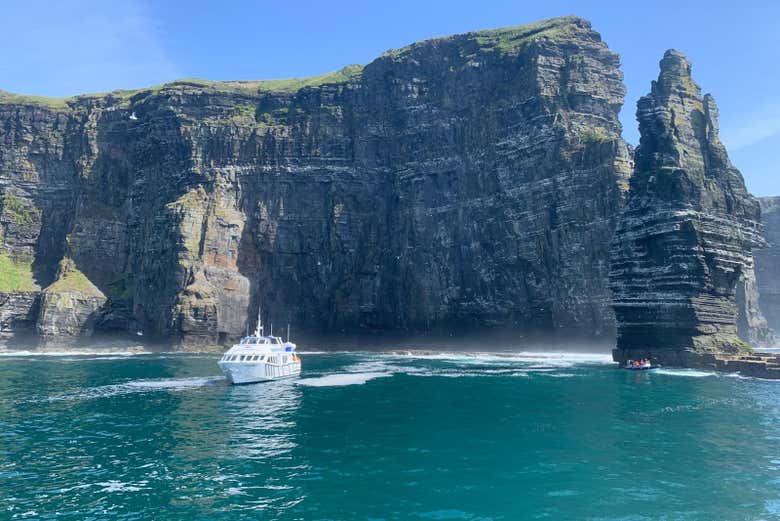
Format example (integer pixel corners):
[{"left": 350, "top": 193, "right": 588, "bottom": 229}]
[
  {"left": 0, "top": 90, "right": 71, "bottom": 110},
  {"left": 227, "top": 64, "right": 364, "bottom": 93},
  {"left": 384, "top": 16, "right": 592, "bottom": 58},
  {"left": 0, "top": 64, "right": 365, "bottom": 110},
  {"left": 0, "top": 16, "right": 591, "bottom": 110}
]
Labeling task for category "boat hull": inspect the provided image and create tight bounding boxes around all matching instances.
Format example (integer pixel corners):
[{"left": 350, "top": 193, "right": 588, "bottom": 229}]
[{"left": 219, "top": 361, "right": 301, "bottom": 384}]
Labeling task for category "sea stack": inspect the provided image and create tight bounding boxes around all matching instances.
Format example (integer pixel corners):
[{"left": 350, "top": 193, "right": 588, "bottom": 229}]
[{"left": 610, "top": 50, "right": 770, "bottom": 370}]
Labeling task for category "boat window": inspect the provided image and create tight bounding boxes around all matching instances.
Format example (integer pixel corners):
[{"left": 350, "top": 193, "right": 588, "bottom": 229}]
[
  {"left": 239, "top": 355, "right": 245, "bottom": 361},
  {"left": 252, "top": 355, "right": 259, "bottom": 361}
]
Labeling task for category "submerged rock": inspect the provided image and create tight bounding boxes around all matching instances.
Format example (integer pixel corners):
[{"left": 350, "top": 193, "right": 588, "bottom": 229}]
[
  {"left": 610, "top": 50, "right": 766, "bottom": 366},
  {"left": 0, "top": 16, "right": 631, "bottom": 349}
]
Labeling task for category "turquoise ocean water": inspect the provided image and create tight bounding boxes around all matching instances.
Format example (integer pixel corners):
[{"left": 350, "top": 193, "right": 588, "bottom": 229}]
[{"left": 2, "top": 349, "right": 780, "bottom": 520}]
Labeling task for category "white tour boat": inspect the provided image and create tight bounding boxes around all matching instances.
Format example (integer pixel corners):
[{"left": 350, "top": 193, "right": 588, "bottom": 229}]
[{"left": 218, "top": 313, "right": 301, "bottom": 384}]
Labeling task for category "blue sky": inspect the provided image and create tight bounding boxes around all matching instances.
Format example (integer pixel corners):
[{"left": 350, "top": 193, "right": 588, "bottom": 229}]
[{"left": 1, "top": 0, "right": 777, "bottom": 195}]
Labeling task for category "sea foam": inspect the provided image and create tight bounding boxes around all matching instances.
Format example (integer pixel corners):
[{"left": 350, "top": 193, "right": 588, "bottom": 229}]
[
  {"left": 296, "top": 372, "right": 391, "bottom": 387},
  {"left": 38, "top": 376, "right": 225, "bottom": 403},
  {"left": 654, "top": 368, "right": 717, "bottom": 378}
]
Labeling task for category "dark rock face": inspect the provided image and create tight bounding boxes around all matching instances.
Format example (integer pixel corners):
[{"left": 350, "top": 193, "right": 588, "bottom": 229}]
[
  {"left": 0, "top": 16, "right": 632, "bottom": 349},
  {"left": 610, "top": 50, "right": 766, "bottom": 364},
  {"left": 736, "top": 257, "right": 775, "bottom": 347},
  {"left": 756, "top": 197, "right": 780, "bottom": 337}
]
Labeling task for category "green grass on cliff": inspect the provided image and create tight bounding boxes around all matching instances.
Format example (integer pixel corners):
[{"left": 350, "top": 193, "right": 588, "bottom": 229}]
[
  {"left": 0, "top": 255, "right": 36, "bottom": 292},
  {"left": 2, "top": 194, "right": 41, "bottom": 225},
  {"left": 0, "top": 64, "right": 365, "bottom": 112},
  {"left": 107, "top": 273, "right": 134, "bottom": 301},
  {"left": 46, "top": 262, "right": 103, "bottom": 296},
  {"left": 472, "top": 16, "right": 586, "bottom": 54},
  {"left": 732, "top": 337, "right": 754, "bottom": 353},
  {"left": 578, "top": 127, "right": 613, "bottom": 144},
  {"left": 385, "top": 15, "right": 587, "bottom": 58},
  {"left": 253, "top": 64, "right": 364, "bottom": 93},
  {"left": 0, "top": 90, "right": 71, "bottom": 110}
]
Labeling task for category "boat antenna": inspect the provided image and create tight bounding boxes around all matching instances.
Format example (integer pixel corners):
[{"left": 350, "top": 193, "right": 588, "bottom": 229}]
[
  {"left": 286, "top": 323, "right": 290, "bottom": 342},
  {"left": 254, "top": 307, "right": 263, "bottom": 337},
  {"left": 270, "top": 323, "right": 273, "bottom": 336}
]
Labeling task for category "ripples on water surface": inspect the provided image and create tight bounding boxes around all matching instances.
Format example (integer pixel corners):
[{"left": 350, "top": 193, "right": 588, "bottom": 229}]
[{"left": 1, "top": 349, "right": 780, "bottom": 520}]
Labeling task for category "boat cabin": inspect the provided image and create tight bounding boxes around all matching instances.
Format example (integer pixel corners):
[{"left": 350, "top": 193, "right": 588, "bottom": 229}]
[{"left": 239, "top": 335, "right": 285, "bottom": 345}]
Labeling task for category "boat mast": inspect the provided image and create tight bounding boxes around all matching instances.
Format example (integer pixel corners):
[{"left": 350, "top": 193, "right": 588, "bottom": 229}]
[
  {"left": 286, "top": 323, "right": 290, "bottom": 342},
  {"left": 254, "top": 307, "right": 263, "bottom": 337}
]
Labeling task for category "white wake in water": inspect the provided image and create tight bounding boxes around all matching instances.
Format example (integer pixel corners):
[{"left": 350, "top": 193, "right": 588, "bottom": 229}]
[
  {"left": 40, "top": 376, "right": 225, "bottom": 402},
  {"left": 0, "top": 349, "right": 148, "bottom": 357},
  {"left": 295, "top": 351, "right": 610, "bottom": 386},
  {"left": 383, "top": 351, "right": 613, "bottom": 367},
  {"left": 297, "top": 372, "right": 392, "bottom": 387},
  {"left": 653, "top": 368, "right": 717, "bottom": 378}
]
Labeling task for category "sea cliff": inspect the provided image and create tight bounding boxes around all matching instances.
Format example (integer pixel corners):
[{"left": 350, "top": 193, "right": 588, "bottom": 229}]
[{"left": 0, "top": 16, "right": 632, "bottom": 348}]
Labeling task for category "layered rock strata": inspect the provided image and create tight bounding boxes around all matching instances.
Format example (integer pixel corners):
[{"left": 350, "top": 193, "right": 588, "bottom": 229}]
[
  {"left": 755, "top": 197, "right": 780, "bottom": 338},
  {"left": 610, "top": 50, "right": 767, "bottom": 367},
  {"left": 0, "top": 16, "right": 631, "bottom": 349}
]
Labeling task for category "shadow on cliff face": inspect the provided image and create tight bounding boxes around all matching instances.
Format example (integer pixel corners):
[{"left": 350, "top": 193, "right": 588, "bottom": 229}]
[
  {"left": 259, "top": 329, "right": 615, "bottom": 354},
  {"left": 0, "top": 328, "right": 614, "bottom": 355}
]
